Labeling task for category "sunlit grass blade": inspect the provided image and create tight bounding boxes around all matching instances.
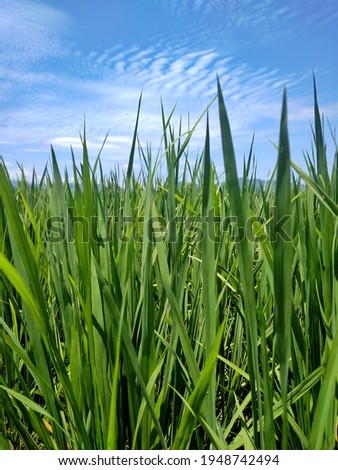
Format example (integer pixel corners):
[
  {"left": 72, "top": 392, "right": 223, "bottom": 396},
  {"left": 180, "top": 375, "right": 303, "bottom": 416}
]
[
  {"left": 291, "top": 162, "right": 338, "bottom": 216},
  {"left": 309, "top": 324, "right": 338, "bottom": 448}
]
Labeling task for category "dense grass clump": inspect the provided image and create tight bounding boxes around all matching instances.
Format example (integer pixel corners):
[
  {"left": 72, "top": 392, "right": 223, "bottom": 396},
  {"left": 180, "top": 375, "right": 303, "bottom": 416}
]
[{"left": 0, "top": 80, "right": 337, "bottom": 450}]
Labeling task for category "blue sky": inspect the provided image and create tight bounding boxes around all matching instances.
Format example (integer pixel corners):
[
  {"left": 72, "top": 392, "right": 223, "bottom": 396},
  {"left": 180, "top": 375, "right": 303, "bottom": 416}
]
[{"left": 1, "top": 0, "right": 337, "bottom": 179}]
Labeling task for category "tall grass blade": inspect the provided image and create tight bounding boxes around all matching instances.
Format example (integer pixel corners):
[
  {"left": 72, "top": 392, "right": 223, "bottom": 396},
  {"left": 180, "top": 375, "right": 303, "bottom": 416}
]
[
  {"left": 273, "top": 89, "right": 293, "bottom": 449},
  {"left": 217, "top": 77, "right": 261, "bottom": 447}
]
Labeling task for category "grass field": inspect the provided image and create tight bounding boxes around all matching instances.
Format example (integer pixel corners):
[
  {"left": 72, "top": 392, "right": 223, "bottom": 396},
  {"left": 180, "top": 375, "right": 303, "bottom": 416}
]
[{"left": 0, "top": 79, "right": 337, "bottom": 450}]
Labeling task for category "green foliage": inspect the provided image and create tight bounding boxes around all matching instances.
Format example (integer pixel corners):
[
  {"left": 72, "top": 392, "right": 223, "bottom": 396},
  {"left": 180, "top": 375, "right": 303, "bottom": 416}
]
[{"left": 0, "top": 80, "right": 337, "bottom": 450}]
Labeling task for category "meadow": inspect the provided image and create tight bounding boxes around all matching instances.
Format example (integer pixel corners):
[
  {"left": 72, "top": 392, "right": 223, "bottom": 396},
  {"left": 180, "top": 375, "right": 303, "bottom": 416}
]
[{"left": 0, "top": 79, "right": 337, "bottom": 450}]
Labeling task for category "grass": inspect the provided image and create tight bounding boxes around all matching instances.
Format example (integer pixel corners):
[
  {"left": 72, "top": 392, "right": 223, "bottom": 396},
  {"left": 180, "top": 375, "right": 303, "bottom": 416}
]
[{"left": 0, "top": 80, "right": 337, "bottom": 450}]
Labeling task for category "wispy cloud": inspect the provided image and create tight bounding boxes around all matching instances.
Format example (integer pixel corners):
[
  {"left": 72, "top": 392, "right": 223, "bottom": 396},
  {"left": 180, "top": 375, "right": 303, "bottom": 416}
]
[
  {"left": 0, "top": 0, "right": 72, "bottom": 68},
  {"left": 155, "top": 0, "right": 338, "bottom": 43},
  {"left": 1, "top": 37, "right": 327, "bottom": 176}
]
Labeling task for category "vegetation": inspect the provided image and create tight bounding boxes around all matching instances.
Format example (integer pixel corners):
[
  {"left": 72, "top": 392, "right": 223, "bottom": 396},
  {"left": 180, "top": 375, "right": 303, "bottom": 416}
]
[{"left": 0, "top": 79, "right": 337, "bottom": 450}]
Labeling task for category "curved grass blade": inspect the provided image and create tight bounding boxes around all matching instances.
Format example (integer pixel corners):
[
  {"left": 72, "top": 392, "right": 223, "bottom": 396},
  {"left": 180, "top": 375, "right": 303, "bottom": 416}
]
[{"left": 172, "top": 320, "right": 226, "bottom": 449}]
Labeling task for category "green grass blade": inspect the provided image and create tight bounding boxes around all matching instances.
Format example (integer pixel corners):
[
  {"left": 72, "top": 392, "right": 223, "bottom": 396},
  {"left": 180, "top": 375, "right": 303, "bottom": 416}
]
[
  {"left": 201, "top": 113, "right": 218, "bottom": 430},
  {"left": 217, "top": 76, "right": 261, "bottom": 447},
  {"left": 273, "top": 89, "right": 293, "bottom": 449},
  {"left": 172, "top": 320, "right": 226, "bottom": 449}
]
